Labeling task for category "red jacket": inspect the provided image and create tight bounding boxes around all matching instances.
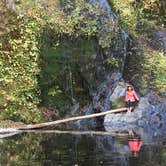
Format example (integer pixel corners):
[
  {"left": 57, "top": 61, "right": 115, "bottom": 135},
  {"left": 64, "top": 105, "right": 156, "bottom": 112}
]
[
  {"left": 125, "top": 90, "right": 139, "bottom": 102},
  {"left": 129, "top": 138, "right": 142, "bottom": 152}
]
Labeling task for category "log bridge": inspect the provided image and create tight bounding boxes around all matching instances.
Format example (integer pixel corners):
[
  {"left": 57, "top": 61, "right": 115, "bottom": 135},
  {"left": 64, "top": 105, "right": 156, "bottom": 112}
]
[{"left": 18, "top": 107, "right": 127, "bottom": 130}]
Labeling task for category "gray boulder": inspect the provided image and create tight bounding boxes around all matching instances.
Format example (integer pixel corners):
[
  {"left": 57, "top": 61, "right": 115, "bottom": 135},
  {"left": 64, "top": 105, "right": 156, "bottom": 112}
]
[{"left": 104, "top": 92, "right": 166, "bottom": 139}]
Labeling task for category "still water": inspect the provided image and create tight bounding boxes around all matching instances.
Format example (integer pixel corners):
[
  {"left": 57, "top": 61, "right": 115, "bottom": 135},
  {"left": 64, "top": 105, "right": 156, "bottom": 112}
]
[{"left": 0, "top": 130, "right": 166, "bottom": 166}]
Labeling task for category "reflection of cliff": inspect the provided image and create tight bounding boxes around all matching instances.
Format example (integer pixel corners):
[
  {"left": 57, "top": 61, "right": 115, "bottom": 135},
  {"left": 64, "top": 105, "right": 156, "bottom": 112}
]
[
  {"left": 1, "top": 131, "right": 166, "bottom": 166},
  {"left": 93, "top": 132, "right": 166, "bottom": 166},
  {"left": 40, "top": 133, "right": 132, "bottom": 166}
]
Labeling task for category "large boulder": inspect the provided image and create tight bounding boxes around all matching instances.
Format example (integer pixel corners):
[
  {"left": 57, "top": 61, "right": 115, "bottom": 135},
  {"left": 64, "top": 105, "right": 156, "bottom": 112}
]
[{"left": 104, "top": 92, "right": 166, "bottom": 139}]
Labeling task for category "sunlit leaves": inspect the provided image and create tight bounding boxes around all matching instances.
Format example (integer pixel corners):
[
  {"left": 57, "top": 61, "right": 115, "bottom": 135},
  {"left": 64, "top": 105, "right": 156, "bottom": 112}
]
[{"left": 0, "top": 11, "right": 43, "bottom": 122}]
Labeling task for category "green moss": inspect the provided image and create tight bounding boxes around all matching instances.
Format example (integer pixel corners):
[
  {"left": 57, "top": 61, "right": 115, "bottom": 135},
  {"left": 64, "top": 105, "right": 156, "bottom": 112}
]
[
  {"left": 144, "top": 50, "right": 166, "bottom": 94},
  {"left": 108, "top": 0, "right": 137, "bottom": 33},
  {"left": 38, "top": 35, "right": 97, "bottom": 112},
  {"left": 111, "top": 98, "right": 125, "bottom": 109},
  {"left": 0, "top": 16, "right": 44, "bottom": 123},
  {"left": 109, "top": 0, "right": 165, "bottom": 34}
]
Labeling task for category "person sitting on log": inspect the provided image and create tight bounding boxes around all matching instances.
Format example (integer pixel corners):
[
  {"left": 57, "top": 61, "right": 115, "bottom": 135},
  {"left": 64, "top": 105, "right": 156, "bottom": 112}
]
[{"left": 125, "top": 85, "right": 139, "bottom": 112}]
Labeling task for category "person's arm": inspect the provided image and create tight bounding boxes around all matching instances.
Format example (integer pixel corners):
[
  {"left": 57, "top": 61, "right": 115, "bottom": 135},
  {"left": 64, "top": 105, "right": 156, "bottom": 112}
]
[{"left": 133, "top": 91, "right": 139, "bottom": 101}]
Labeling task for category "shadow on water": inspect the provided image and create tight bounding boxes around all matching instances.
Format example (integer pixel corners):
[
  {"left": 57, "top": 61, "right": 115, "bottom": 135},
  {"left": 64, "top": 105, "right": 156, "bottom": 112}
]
[{"left": 1, "top": 130, "right": 166, "bottom": 166}]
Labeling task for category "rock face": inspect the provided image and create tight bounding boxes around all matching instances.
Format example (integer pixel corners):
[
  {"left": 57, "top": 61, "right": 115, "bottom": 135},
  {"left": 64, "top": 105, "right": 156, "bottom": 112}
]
[
  {"left": 150, "top": 29, "right": 166, "bottom": 55},
  {"left": 109, "top": 81, "right": 127, "bottom": 102},
  {"left": 91, "top": 72, "right": 123, "bottom": 112},
  {"left": 104, "top": 91, "right": 166, "bottom": 139}
]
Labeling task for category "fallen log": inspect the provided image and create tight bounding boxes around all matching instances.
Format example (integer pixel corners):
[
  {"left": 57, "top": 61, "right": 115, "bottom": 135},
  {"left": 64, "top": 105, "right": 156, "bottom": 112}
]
[
  {"left": 18, "top": 107, "right": 127, "bottom": 130},
  {"left": 24, "top": 130, "right": 128, "bottom": 136}
]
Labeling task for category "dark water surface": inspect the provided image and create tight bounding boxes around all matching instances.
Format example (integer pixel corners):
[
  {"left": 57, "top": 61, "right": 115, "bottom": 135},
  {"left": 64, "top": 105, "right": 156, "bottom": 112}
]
[{"left": 0, "top": 131, "right": 166, "bottom": 166}]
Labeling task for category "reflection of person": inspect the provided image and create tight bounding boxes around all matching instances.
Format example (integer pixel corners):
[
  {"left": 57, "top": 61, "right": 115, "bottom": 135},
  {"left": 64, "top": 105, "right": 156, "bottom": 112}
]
[
  {"left": 128, "top": 131, "right": 142, "bottom": 157},
  {"left": 125, "top": 85, "right": 139, "bottom": 112}
]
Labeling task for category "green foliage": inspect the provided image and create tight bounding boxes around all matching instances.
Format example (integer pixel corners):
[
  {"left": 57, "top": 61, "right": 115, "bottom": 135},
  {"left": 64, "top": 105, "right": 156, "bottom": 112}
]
[
  {"left": 109, "top": 0, "right": 166, "bottom": 94},
  {"left": 1, "top": 0, "right": 109, "bottom": 122},
  {"left": 27, "top": 0, "right": 119, "bottom": 48},
  {"left": 109, "top": 0, "right": 137, "bottom": 32},
  {"left": 144, "top": 51, "right": 166, "bottom": 93},
  {"left": 38, "top": 35, "right": 96, "bottom": 111},
  {"left": 0, "top": 14, "right": 44, "bottom": 123},
  {"left": 109, "top": 0, "right": 165, "bottom": 33},
  {"left": 1, "top": 0, "right": 164, "bottom": 123},
  {"left": 105, "top": 57, "right": 120, "bottom": 70}
]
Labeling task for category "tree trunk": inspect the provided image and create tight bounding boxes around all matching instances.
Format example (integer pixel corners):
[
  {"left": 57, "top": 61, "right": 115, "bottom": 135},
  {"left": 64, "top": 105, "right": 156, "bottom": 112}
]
[{"left": 18, "top": 107, "right": 127, "bottom": 130}]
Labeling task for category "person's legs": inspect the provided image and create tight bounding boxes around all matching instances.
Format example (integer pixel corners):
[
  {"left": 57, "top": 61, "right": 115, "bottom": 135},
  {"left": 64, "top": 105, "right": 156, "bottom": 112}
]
[
  {"left": 126, "top": 101, "right": 129, "bottom": 112},
  {"left": 130, "top": 106, "right": 134, "bottom": 112},
  {"left": 126, "top": 100, "right": 131, "bottom": 112},
  {"left": 130, "top": 102, "right": 136, "bottom": 112}
]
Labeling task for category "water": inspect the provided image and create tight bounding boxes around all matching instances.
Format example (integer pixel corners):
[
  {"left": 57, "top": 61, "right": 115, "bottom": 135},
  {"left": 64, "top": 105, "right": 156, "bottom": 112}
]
[{"left": 0, "top": 130, "right": 166, "bottom": 166}]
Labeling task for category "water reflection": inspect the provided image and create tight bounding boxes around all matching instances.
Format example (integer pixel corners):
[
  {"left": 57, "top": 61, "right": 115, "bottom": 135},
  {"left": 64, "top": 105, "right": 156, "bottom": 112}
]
[
  {"left": 0, "top": 131, "right": 166, "bottom": 166},
  {"left": 128, "top": 131, "right": 143, "bottom": 158}
]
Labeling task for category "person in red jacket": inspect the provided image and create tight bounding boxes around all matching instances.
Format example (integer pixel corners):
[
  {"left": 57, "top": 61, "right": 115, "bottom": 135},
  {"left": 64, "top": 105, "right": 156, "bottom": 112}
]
[{"left": 125, "top": 85, "right": 139, "bottom": 112}]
